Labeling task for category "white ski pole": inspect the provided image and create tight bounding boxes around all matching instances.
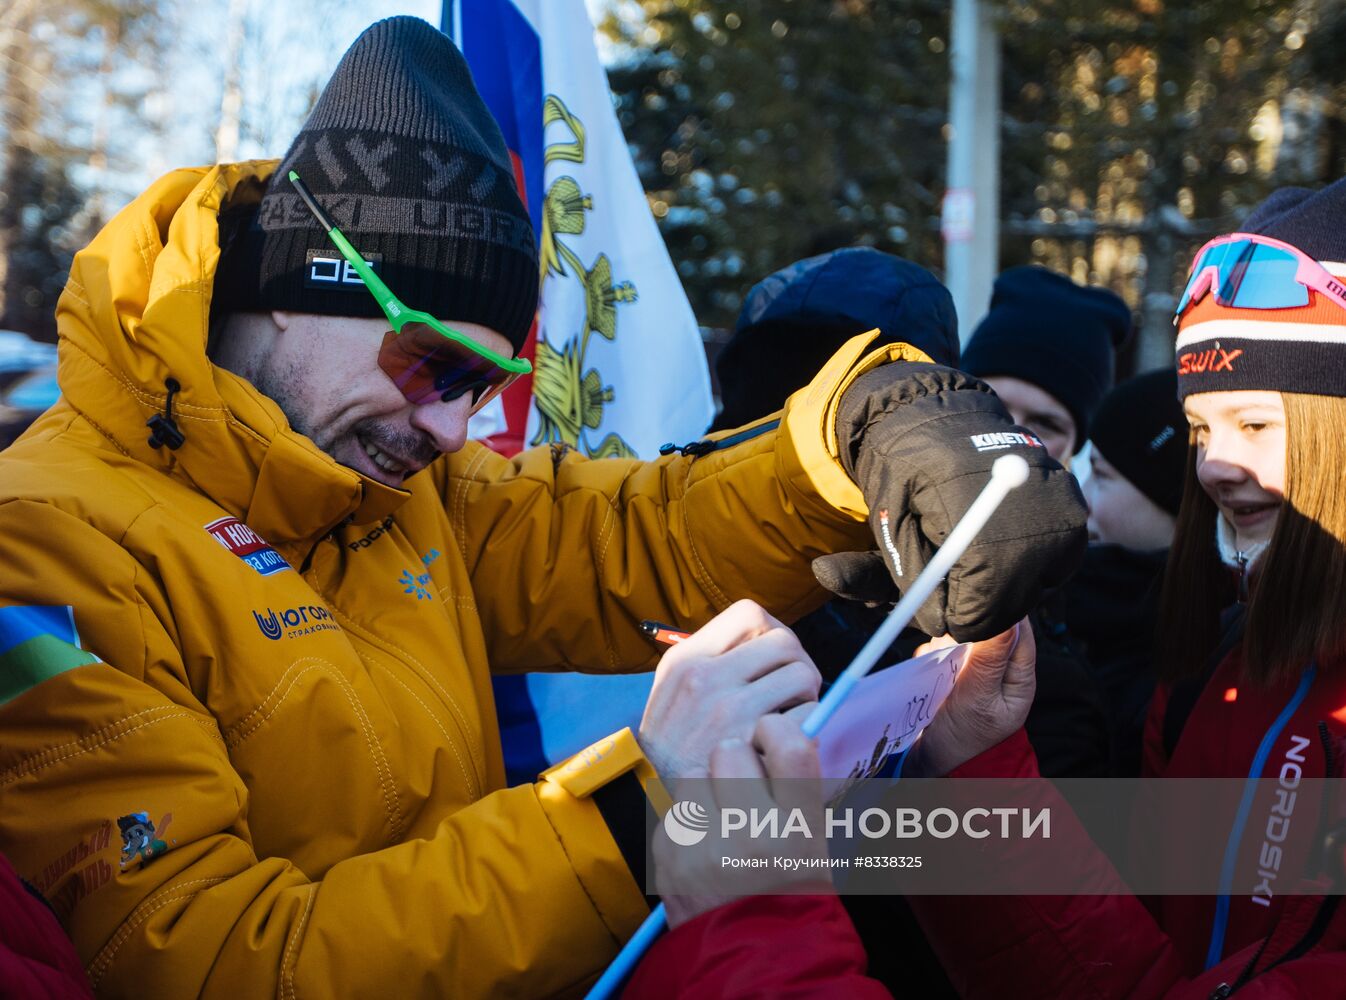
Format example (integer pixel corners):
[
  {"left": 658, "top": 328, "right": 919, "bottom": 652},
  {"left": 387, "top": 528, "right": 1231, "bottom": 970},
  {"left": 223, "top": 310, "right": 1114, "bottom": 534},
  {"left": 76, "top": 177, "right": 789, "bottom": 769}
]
[{"left": 586, "top": 454, "right": 1033, "bottom": 999}]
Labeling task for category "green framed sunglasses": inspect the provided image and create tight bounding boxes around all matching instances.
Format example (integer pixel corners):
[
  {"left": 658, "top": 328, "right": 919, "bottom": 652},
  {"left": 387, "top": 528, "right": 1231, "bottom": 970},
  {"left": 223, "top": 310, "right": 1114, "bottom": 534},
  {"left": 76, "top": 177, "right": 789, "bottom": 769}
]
[{"left": 288, "top": 169, "right": 532, "bottom": 411}]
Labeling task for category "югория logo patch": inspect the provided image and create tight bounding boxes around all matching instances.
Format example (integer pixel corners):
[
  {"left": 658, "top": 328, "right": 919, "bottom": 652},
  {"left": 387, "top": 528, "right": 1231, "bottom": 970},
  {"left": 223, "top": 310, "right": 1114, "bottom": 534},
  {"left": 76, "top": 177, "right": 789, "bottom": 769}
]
[{"left": 252, "top": 604, "right": 340, "bottom": 641}]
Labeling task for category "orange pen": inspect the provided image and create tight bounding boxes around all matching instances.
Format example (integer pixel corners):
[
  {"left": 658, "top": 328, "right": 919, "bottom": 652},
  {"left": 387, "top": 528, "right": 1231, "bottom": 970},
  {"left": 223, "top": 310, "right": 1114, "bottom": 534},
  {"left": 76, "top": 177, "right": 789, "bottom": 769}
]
[{"left": 639, "top": 620, "right": 691, "bottom": 646}]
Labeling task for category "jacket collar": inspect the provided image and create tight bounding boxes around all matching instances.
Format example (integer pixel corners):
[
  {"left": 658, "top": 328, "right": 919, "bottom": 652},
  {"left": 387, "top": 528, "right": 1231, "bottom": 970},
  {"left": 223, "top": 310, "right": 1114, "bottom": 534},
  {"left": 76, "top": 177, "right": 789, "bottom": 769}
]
[{"left": 54, "top": 161, "right": 411, "bottom": 548}]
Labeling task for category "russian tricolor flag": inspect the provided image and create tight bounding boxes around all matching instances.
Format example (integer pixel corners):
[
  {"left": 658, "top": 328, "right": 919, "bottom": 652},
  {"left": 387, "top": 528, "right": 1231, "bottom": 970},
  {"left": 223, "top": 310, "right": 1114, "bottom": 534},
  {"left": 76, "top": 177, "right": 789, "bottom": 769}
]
[
  {"left": 444, "top": 1, "right": 713, "bottom": 783},
  {"left": 443, "top": 0, "right": 545, "bottom": 454}
]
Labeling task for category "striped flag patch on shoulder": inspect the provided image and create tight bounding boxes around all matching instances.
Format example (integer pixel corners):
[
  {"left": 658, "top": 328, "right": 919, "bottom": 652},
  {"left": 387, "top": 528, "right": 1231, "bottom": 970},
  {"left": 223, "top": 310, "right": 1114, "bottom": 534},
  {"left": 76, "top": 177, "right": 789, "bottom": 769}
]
[{"left": 0, "top": 605, "right": 100, "bottom": 706}]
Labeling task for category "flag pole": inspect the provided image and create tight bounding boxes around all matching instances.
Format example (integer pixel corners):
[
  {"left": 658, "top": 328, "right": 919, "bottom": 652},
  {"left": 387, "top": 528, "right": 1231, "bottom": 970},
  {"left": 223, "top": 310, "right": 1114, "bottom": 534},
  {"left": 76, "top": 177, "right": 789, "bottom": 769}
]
[{"left": 943, "top": 0, "right": 1002, "bottom": 344}]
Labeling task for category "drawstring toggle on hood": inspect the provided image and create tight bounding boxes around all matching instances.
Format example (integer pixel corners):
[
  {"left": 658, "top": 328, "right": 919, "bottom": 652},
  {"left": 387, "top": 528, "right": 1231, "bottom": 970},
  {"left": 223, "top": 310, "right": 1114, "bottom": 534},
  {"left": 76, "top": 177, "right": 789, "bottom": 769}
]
[{"left": 147, "top": 377, "right": 186, "bottom": 451}]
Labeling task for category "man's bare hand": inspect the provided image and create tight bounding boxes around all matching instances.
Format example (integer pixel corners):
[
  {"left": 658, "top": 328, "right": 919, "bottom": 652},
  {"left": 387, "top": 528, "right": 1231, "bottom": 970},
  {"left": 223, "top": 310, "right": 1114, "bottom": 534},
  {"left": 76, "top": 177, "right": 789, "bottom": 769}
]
[
  {"left": 638, "top": 600, "right": 821, "bottom": 780},
  {"left": 659, "top": 713, "right": 827, "bottom": 928}
]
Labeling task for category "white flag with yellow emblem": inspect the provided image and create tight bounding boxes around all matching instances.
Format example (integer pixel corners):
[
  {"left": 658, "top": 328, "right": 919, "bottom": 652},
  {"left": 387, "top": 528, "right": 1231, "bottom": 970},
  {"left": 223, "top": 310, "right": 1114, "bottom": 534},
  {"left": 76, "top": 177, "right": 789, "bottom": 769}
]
[
  {"left": 447, "top": 0, "right": 713, "bottom": 783},
  {"left": 448, "top": 0, "right": 713, "bottom": 459}
]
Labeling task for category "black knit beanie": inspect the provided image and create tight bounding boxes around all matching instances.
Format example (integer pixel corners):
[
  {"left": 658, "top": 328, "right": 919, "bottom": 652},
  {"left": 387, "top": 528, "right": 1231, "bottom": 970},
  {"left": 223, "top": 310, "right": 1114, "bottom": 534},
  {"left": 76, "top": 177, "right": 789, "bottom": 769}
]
[
  {"left": 1089, "top": 368, "right": 1187, "bottom": 516},
  {"left": 960, "top": 266, "right": 1132, "bottom": 438},
  {"left": 1175, "top": 178, "right": 1346, "bottom": 400},
  {"left": 214, "top": 16, "right": 538, "bottom": 352},
  {"left": 711, "top": 248, "right": 959, "bottom": 431}
]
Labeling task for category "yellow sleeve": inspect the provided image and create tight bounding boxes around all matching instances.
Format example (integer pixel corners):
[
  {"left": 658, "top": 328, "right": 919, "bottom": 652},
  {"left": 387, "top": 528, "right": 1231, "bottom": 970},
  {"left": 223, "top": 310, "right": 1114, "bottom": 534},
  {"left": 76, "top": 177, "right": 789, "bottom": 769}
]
[{"left": 441, "top": 333, "right": 929, "bottom": 673}]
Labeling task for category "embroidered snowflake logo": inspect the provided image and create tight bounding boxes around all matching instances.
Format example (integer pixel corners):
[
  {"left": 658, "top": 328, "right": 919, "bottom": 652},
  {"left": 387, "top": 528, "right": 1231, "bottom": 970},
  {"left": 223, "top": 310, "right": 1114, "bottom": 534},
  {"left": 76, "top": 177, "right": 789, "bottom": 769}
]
[
  {"left": 398, "top": 549, "right": 441, "bottom": 600},
  {"left": 399, "top": 569, "right": 432, "bottom": 600}
]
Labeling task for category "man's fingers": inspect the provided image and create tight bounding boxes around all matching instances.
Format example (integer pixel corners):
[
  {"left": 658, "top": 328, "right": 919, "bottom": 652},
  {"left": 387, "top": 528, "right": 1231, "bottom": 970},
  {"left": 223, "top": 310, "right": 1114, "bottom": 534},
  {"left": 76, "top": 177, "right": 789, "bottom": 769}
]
[
  {"left": 724, "top": 626, "right": 814, "bottom": 683},
  {"left": 755, "top": 714, "right": 820, "bottom": 786},
  {"left": 648, "top": 621, "right": 811, "bottom": 725},
  {"left": 733, "top": 660, "right": 822, "bottom": 721},
  {"left": 675, "top": 599, "right": 784, "bottom": 656},
  {"left": 708, "top": 736, "right": 766, "bottom": 780},
  {"left": 709, "top": 737, "right": 776, "bottom": 818},
  {"left": 754, "top": 715, "right": 825, "bottom": 845},
  {"left": 639, "top": 608, "right": 819, "bottom": 783}
]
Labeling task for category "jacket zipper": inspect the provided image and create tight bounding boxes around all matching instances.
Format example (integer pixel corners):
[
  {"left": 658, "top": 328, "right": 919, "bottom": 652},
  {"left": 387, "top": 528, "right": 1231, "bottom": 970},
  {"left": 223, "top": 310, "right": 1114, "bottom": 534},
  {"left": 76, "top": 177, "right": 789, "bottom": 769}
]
[
  {"left": 1316, "top": 721, "right": 1341, "bottom": 882},
  {"left": 1216, "top": 895, "right": 1341, "bottom": 996},
  {"left": 659, "top": 418, "right": 780, "bottom": 458},
  {"left": 1320, "top": 720, "right": 1338, "bottom": 780}
]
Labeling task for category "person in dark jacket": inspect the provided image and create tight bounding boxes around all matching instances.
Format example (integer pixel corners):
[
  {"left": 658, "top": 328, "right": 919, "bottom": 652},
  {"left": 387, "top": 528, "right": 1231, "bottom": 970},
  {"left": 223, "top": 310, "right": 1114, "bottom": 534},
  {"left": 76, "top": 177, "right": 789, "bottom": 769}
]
[
  {"left": 906, "top": 180, "right": 1346, "bottom": 997},
  {"left": 955, "top": 266, "right": 1132, "bottom": 779},
  {"left": 1068, "top": 368, "right": 1187, "bottom": 775}
]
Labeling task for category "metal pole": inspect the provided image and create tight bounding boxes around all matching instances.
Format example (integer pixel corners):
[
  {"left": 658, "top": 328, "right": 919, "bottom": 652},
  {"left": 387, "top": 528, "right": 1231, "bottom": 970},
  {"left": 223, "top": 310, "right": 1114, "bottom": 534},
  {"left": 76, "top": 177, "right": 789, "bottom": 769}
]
[{"left": 943, "top": 0, "right": 1002, "bottom": 344}]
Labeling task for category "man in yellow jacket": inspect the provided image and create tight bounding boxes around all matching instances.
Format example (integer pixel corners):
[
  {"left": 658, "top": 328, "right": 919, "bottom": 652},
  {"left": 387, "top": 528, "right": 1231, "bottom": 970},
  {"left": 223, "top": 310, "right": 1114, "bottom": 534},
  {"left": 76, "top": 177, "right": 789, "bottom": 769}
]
[{"left": 0, "top": 17, "right": 1086, "bottom": 997}]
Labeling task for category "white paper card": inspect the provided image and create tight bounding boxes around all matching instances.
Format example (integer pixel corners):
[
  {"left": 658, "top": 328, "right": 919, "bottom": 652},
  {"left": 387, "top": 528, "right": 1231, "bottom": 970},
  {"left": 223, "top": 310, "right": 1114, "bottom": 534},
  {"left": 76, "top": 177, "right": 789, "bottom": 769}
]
[{"left": 817, "top": 644, "right": 969, "bottom": 781}]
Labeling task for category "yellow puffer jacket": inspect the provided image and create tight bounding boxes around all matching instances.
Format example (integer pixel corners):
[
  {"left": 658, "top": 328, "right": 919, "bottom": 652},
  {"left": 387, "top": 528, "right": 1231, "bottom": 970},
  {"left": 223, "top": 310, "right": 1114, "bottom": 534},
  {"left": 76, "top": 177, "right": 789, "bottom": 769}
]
[{"left": 0, "top": 161, "right": 920, "bottom": 998}]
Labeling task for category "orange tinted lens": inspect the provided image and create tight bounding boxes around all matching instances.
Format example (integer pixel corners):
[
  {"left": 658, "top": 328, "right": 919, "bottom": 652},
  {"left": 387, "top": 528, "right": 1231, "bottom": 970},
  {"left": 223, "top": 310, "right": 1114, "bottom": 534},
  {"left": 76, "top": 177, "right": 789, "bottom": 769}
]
[
  {"left": 467, "top": 370, "right": 522, "bottom": 415},
  {"left": 378, "top": 324, "right": 514, "bottom": 406}
]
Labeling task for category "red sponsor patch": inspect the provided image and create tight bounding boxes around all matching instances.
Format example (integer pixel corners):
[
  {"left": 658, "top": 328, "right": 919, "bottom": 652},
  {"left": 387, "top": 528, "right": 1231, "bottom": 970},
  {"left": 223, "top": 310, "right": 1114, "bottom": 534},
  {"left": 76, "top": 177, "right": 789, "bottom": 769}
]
[{"left": 205, "top": 517, "right": 291, "bottom": 576}]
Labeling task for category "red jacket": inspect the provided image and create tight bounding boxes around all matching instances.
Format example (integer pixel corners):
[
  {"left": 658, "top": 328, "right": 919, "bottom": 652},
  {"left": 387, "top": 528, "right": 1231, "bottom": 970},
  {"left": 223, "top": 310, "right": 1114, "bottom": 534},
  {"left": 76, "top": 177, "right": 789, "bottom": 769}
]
[
  {"left": 911, "top": 644, "right": 1346, "bottom": 999},
  {"left": 0, "top": 852, "right": 92, "bottom": 1000},
  {"left": 623, "top": 895, "right": 891, "bottom": 999}
]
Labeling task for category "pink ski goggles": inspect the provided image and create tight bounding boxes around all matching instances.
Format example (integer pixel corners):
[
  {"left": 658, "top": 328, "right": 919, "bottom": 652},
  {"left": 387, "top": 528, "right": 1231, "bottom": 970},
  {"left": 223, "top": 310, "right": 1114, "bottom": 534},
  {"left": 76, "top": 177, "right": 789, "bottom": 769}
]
[{"left": 1175, "top": 232, "right": 1346, "bottom": 320}]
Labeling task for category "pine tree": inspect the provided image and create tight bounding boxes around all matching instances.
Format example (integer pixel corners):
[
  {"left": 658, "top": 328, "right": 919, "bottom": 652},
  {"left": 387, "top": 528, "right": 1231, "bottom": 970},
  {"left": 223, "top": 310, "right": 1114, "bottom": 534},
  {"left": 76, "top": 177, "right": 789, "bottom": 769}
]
[
  {"left": 604, "top": 0, "right": 1341, "bottom": 371},
  {"left": 603, "top": 0, "right": 950, "bottom": 330},
  {"left": 0, "top": 0, "right": 166, "bottom": 341}
]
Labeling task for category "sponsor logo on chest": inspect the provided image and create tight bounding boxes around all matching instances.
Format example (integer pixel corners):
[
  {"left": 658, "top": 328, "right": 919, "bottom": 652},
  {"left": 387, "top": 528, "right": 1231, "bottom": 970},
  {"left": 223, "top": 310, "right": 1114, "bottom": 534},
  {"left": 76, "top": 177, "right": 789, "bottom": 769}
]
[
  {"left": 205, "top": 517, "right": 291, "bottom": 577},
  {"left": 349, "top": 515, "right": 395, "bottom": 551},
  {"left": 253, "top": 603, "right": 341, "bottom": 641},
  {"left": 1250, "top": 733, "right": 1311, "bottom": 907}
]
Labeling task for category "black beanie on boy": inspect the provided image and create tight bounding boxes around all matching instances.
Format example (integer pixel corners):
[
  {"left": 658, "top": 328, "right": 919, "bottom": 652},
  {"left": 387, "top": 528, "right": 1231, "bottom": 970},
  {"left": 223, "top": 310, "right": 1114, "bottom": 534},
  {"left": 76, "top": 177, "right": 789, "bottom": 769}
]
[
  {"left": 960, "top": 266, "right": 1132, "bottom": 438},
  {"left": 1089, "top": 368, "right": 1187, "bottom": 516},
  {"left": 214, "top": 16, "right": 538, "bottom": 352}
]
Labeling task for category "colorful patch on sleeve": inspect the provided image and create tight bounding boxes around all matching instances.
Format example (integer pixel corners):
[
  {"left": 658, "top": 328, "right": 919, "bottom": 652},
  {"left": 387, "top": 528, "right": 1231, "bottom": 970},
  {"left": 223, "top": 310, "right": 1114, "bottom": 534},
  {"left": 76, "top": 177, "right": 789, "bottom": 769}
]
[
  {"left": 205, "top": 516, "right": 292, "bottom": 576},
  {"left": 0, "top": 605, "right": 100, "bottom": 706},
  {"left": 118, "top": 811, "right": 173, "bottom": 869}
]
